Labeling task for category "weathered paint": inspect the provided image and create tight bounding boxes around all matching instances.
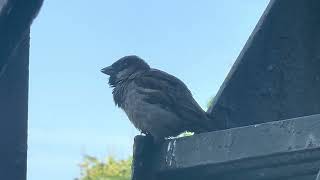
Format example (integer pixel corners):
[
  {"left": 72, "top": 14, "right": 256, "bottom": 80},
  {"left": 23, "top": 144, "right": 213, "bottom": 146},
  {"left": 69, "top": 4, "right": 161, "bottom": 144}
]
[{"left": 154, "top": 115, "right": 320, "bottom": 179}]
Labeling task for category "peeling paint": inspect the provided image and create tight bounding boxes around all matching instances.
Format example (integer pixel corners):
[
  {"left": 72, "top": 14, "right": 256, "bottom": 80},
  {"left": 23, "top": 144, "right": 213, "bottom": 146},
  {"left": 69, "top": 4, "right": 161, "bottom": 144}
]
[
  {"left": 305, "top": 134, "right": 320, "bottom": 148},
  {"left": 316, "top": 170, "right": 320, "bottom": 180},
  {"left": 156, "top": 115, "right": 320, "bottom": 180},
  {"left": 165, "top": 140, "right": 177, "bottom": 167},
  {"left": 167, "top": 141, "right": 172, "bottom": 152}
]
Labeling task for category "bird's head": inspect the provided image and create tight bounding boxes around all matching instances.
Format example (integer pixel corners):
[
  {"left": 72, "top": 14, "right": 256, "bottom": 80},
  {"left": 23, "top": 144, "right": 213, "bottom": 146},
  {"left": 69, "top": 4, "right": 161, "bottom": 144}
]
[{"left": 101, "top": 55, "right": 150, "bottom": 87}]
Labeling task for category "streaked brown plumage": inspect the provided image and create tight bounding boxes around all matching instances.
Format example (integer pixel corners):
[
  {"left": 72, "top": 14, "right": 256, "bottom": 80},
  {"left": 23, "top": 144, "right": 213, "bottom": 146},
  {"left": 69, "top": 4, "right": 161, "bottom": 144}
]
[{"left": 101, "top": 55, "right": 216, "bottom": 142}]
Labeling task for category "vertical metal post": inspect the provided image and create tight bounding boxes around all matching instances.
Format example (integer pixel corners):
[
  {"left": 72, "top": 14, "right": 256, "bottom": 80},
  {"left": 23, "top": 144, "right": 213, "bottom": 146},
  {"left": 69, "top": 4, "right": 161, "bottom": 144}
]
[
  {"left": 0, "top": 30, "right": 30, "bottom": 180},
  {"left": 132, "top": 135, "right": 155, "bottom": 180},
  {"left": 0, "top": 1, "right": 42, "bottom": 179}
]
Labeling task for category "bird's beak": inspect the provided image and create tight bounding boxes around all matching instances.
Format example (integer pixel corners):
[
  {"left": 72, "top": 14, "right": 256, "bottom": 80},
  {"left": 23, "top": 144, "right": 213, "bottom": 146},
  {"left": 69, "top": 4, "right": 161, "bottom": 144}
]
[{"left": 101, "top": 66, "right": 114, "bottom": 75}]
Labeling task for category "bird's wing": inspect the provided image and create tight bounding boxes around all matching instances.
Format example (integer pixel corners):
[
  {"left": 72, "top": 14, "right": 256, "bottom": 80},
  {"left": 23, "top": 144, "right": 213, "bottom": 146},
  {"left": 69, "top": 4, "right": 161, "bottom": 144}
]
[{"left": 134, "top": 69, "right": 211, "bottom": 131}]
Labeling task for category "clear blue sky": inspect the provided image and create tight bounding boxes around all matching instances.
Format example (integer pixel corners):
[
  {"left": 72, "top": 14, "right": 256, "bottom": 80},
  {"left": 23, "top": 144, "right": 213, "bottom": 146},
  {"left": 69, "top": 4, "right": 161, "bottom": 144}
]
[{"left": 28, "top": 1, "right": 269, "bottom": 179}]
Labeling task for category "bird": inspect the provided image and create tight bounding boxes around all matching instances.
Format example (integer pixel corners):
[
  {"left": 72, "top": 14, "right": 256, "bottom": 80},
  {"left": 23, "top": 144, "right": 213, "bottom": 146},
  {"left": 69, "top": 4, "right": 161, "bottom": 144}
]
[{"left": 101, "top": 55, "right": 217, "bottom": 142}]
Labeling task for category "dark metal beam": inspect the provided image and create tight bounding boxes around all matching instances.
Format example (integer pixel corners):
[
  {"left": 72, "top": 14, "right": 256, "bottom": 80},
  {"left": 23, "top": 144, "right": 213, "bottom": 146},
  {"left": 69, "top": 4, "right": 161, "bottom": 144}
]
[
  {"left": 0, "top": 0, "right": 43, "bottom": 72},
  {"left": 207, "top": 0, "right": 320, "bottom": 129},
  {"left": 0, "top": 31, "right": 30, "bottom": 180},
  {"left": 0, "top": 0, "right": 43, "bottom": 179},
  {"left": 153, "top": 114, "right": 320, "bottom": 180},
  {"left": 131, "top": 136, "right": 155, "bottom": 180}
]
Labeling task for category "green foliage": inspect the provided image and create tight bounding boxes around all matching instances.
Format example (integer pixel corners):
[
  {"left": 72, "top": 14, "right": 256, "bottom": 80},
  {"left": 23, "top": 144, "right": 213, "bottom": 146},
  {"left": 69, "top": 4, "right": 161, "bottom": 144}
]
[{"left": 77, "top": 155, "right": 132, "bottom": 180}]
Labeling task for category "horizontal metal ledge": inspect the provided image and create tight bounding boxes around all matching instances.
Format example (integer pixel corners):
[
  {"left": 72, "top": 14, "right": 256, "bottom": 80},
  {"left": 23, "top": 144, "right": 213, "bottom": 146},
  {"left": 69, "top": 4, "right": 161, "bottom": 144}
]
[{"left": 153, "top": 114, "right": 320, "bottom": 180}]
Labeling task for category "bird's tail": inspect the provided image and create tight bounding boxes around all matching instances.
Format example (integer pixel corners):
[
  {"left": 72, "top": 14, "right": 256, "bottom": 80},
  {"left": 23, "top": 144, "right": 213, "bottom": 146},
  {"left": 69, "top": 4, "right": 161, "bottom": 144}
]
[{"left": 193, "top": 112, "right": 226, "bottom": 134}]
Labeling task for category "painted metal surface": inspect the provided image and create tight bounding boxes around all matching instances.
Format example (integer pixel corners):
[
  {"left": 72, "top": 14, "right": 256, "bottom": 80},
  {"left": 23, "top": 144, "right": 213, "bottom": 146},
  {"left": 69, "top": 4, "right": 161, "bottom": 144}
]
[{"left": 154, "top": 115, "right": 320, "bottom": 180}]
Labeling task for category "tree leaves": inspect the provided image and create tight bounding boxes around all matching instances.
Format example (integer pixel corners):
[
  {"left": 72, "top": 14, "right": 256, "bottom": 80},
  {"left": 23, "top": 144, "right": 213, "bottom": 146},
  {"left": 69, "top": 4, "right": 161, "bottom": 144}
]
[{"left": 77, "top": 155, "right": 132, "bottom": 180}]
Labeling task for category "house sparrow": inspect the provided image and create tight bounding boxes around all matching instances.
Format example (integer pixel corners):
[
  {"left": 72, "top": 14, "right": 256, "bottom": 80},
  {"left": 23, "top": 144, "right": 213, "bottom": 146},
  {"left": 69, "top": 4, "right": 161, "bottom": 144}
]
[{"left": 101, "top": 55, "right": 217, "bottom": 142}]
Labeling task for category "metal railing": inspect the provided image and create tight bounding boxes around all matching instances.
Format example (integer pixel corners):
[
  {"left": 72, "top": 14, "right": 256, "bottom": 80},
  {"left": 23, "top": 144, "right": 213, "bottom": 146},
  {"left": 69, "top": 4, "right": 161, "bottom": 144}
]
[{"left": 132, "top": 115, "right": 320, "bottom": 180}]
